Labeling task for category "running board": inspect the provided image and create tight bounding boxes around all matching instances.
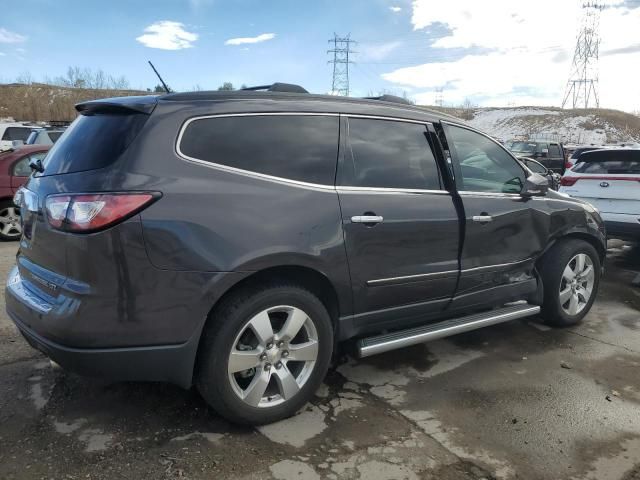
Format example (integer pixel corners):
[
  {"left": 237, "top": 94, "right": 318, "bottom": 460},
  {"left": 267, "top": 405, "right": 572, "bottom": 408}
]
[{"left": 357, "top": 304, "right": 540, "bottom": 358}]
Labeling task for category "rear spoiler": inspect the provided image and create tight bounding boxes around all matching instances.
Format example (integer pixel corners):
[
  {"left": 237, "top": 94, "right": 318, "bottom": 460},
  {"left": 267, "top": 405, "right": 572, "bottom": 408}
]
[{"left": 75, "top": 95, "right": 158, "bottom": 115}]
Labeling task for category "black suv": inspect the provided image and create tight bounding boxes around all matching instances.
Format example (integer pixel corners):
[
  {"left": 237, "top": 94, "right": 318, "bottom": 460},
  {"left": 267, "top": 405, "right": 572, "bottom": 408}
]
[{"left": 7, "top": 84, "right": 606, "bottom": 425}]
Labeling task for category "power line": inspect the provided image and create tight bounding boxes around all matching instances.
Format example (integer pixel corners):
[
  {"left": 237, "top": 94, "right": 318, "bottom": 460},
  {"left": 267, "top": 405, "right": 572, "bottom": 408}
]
[
  {"left": 328, "top": 34, "right": 356, "bottom": 96},
  {"left": 562, "top": 2, "right": 604, "bottom": 109}
]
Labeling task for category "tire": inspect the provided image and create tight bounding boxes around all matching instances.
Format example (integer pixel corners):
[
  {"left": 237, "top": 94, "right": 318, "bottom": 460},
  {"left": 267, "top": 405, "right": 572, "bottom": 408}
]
[
  {"left": 197, "top": 282, "right": 333, "bottom": 425},
  {"left": 538, "top": 239, "right": 600, "bottom": 327},
  {"left": 0, "top": 200, "right": 21, "bottom": 241}
]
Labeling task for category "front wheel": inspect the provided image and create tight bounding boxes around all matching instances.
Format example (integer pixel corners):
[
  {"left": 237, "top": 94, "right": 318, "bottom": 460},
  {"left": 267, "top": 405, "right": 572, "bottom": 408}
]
[
  {"left": 539, "top": 239, "right": 601, "bottom": 327},
  {"left": 197, "top": 283, "right": 333, "bottom": 425}
]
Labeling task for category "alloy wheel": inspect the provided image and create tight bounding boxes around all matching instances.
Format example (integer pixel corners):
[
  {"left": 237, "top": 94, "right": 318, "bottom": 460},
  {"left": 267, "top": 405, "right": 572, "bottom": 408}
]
[
  {"left": 227, "top": 305, "right": 319, "bottom": 408},
  {"left": 559, "top": 253, "right": 595, "bottom": 316},
  {"left": 0, "top": 207, "right": 21, "bottom": 238}
]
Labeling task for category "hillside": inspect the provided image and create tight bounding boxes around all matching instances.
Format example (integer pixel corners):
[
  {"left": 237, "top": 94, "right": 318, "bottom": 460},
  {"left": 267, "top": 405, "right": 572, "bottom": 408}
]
[
  {"left": 426, "top": 105, "right": 640, "bottom": 145},
  {"left": 0, "top": 83, "right": 153, "bottom": 122}
]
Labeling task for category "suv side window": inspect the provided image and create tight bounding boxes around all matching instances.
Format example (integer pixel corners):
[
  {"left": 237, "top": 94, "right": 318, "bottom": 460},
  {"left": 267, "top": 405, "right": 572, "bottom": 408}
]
[
  {"left": 446, "top": 125, "right": 526, "bottom": 194},
  {"left": 548, "top": 143, "right": 561, "bottom": 157},
  {"left": 179, "top": 115, "right": 339, "bottom": 185},
  {"left": 339, "top": 117, "right": 441, "bottom": 190}
]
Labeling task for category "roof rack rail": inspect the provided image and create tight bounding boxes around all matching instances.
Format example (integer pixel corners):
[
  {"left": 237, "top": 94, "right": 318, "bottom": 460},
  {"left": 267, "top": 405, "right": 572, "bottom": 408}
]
[
  {"left": 364, "top": 94, "right": 412, "bottom": 105},
  {"left": 241, "top": 83, "right": 309, "bottom": 94}
]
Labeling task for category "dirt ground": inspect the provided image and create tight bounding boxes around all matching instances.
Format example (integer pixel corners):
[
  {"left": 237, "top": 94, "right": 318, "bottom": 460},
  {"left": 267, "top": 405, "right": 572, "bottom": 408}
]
[{"left": 0, "top": 239, "right": 639, "bottom": 480}]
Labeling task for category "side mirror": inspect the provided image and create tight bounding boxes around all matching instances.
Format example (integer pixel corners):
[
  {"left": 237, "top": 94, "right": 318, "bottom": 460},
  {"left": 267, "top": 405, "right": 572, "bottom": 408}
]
[{"left": 521, "top": 173, "right": 549, "bottom": 197}]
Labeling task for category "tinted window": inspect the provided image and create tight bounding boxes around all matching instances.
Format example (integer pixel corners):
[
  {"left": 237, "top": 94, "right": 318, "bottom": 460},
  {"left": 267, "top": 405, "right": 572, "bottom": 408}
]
[
  {"left": 573, "top": 150, "right": 640, "bottom": 174},
  {"left": 48, "top": 131, "right": 63, "bottom": 143},
  {"left": 2, "top": 127, "right": 31, "bottom": 142},
  {"left": 41, "top": 113, "right": 148, "bottom": 176},
  {"left": 571, "top": 147, "right": 601, "bottom": 159},
  {"left": 447, "top": 125, "right": 526, "bottom": 193},
  {"left": 340, "top": 117, "right": 440, "bottom": 190},
  {"left": 524, "top": 159, "right": 547, "bottom": 174},
  {"left": 548, "top": 144, "right": 561, "bottom": 156},
  {"left": 180, "top": 115, "right": 338, "bottom": 185}
]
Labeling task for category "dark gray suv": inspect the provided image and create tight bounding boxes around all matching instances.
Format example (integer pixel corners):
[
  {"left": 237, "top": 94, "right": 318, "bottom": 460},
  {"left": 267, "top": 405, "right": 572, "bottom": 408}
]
[{"left": 7, "top": 84, "right": 606, "bottom": 425}]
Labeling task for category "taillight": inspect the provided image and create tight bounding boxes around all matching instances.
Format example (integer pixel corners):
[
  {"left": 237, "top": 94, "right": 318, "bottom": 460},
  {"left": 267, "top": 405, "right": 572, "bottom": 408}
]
[
  {"left": 564, "top": 161, "right": 573, "bottom": 170},
  {"left": 560, "top": 177, "right": 578, "bottom": 187},
  {"left": 45, "top": 192, "right": 159, "bottom": 233}
]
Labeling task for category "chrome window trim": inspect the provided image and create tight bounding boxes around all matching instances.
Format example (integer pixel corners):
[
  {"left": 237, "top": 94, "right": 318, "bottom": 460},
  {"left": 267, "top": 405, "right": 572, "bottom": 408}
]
[
  {"left": 367, "top": 269, "right": 458, "bottom": 286},
  {"left": 175, "top": 112, "right": 340, "bottom": 191},
  {"left": 345, "top": 114, "right": 432, "bottom": 126}
]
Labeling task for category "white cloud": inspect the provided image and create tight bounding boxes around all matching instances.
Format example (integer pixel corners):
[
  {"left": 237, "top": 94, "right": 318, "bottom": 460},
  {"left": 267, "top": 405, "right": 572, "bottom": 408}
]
[
  {"left": 225, "top": 33, "right": 276, "bottom": 46},
  {"left": 0, "top": 28, "right": 27, "bottom": 44},
  {"left": 136, "top": 21, "right": 198, "bottom": 50},
  {"left": 390, "top": 6, "right": 402, "bottom": 13},
  {"left": 381, "top": 0, "right": 640, "bottom": 110}
]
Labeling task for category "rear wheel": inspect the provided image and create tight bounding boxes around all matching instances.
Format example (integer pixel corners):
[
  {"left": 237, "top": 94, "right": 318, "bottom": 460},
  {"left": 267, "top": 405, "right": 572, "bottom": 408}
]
[
  {"left": 197, "top": 283, "right": 333, "bottom": 425},
  {"left": 0, "top": 200, "right": 21, "bottom": 241},
  {"left": 539, "top": 239, "right": 600, "bottom": 327}
]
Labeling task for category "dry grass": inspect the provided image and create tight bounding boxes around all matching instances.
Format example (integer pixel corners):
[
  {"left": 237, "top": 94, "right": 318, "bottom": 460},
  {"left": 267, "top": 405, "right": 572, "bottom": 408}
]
[{"left": 0, "top": 83, "right": 152, "bottom": 122}]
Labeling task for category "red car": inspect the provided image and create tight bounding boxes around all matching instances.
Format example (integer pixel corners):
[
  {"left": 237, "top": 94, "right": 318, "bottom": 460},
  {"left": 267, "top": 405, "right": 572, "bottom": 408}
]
[{"left": 0, "top": 145, "right": 50, "bottom": 240}]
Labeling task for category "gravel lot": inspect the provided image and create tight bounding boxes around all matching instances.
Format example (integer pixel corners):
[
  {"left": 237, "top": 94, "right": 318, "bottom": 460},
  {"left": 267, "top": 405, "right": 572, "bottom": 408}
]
[{"left": 0, "top": 239, "right": 639, "bottom": 480}]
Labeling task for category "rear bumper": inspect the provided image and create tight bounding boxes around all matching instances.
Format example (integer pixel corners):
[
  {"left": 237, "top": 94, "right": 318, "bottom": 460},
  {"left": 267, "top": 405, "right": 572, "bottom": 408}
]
[
  {"left": 9, "top": 310, "right": 198, "bottom": 388},
  {"left": 5, "top": 264, "right": 216, "bottom": 388}
]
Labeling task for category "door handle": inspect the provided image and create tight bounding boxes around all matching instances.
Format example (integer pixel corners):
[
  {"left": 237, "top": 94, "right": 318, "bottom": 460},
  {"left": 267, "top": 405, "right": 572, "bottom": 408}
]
[
  {"left": 472, "top": 215, "right": 493, "bottom": 223},
  {"left": 351, "top": 215, "right": 384, "bottom": 224}
]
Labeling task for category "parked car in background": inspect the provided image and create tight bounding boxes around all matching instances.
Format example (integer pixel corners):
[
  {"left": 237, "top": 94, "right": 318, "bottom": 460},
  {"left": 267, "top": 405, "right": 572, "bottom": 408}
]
[
  {"left": 565, "top": 146, "right": 605, "bottom": 170},
  {"left": 560, "top": 149, "right": 640, "bottom": 240},
  {"left": 517, "top": 157, "right": 561, "bottom": 190},
  {"left": 0, "top": 145, "right": 49, "bottom": 240},
  {"left": 0, "top": 123, "right": 33, "bottom": 152},
  {"left": 8, "top": 86, "right": 605, "bottom": 425},
  {"left": 25, "top": 128, "right": 65, "bottom": 146},
  {"left": 508, "top": 140, "right": 566, "bottom": 173}
]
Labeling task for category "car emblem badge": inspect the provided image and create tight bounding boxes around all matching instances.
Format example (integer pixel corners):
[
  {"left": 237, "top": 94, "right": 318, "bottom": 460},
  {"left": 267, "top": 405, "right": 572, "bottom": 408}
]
[{"left": 599, "top": 181, "right": 609, "bottom": 188}]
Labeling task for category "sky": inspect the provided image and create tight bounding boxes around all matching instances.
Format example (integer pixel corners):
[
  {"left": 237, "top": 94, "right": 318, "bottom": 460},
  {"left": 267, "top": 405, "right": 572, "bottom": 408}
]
[{"left": 1, "top": 0, "right": 639, "bottom": 111}]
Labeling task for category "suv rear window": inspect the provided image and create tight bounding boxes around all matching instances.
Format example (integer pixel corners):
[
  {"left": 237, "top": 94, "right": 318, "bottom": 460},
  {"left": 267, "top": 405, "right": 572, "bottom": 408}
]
[
  {"left": 41, "top": 113, "right": 148, "bottom": 176},
  {"left": 2, "top": 127, "right": 31, "bottom": 142},
  {"left": 573, "top": 150, "right": 640, "bottom": 174},
  {"left": 179, "top": 115, "right": 339, "bottom": 185}
]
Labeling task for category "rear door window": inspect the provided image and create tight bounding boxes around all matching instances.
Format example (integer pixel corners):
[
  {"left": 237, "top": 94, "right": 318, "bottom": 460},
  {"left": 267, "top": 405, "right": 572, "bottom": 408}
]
[
  {"left": 179, "top": 115, "right": 339, "bottom": 185},
  {"left": 41, "top": 113, "right": 148, "bottom": 176},
  {"left": 339, "top": 117, "right": 441, "bottom": 190}
]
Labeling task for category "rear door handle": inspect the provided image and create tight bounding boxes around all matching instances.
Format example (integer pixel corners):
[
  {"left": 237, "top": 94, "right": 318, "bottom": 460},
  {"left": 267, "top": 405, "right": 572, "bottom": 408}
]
[
  {"left": 472, "top": 215, "right": 493, "bottom": 223},
  {"left": 351, "top": 215, "right": 384, "bottom": 224}
]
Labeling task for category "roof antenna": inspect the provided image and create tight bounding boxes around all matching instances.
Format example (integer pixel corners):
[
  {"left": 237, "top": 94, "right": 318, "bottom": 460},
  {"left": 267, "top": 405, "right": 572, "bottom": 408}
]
[{"left": 148, "top": 60, "right": 171, "bottom": 93}]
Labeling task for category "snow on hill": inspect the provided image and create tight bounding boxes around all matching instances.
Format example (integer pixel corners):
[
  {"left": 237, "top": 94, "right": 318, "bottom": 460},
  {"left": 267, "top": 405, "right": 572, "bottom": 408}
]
[{"left": 465, "top": 107, "right": 640, "bottom": 145}]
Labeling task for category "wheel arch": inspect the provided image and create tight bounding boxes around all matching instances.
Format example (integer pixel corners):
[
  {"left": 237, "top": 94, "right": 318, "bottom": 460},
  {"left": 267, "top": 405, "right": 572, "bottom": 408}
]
[{"left": 537, "top": 231, "right": 606, "bottom": 267}]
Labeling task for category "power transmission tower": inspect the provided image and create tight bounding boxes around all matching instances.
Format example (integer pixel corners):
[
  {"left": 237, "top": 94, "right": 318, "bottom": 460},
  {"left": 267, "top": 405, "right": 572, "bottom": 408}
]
[
  {"left": 562, "top": 2, "right": 604, "bottom": 109},
  {"left": 328, "top": 34, "right": 356, "bottom": 96},
  {"left": 435, "top": 87, "right": 444, "bottom": 107}
]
